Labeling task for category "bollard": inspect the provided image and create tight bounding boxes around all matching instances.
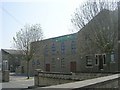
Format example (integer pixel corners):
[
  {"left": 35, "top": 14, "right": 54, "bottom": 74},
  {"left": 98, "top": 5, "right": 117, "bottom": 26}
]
[{"left": 2, "top": 70, "right": 9, "bottom": 82}]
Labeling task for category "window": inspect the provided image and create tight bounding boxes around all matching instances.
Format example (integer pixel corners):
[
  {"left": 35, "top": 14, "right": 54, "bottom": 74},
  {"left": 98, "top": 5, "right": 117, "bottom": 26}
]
[
  {"left": 71, "top": 40, "right": 76, "bottom": 54},
  {"left": 95, "top": 54, "right": 106, "bottom": 65},
  {"left": 111, "top": 53, "right": 115, "bottom": 62},
  {"left": 61, "top": 42, "right": 65, "bottom": 54},
  {"left": 37, "top": 60, "right": 40, "bottom": 65},
  {"left": 32, "top": 61, "right": 35, "bottom": 66},
  {"left": 95, "top": 55, "right": 99, "bottom": 65},
  {"left": 51, "top": 43, "right": 56, "bottom": 55},
  {"left": 103, "top": 54, "right": 106, "bottom": 64},
  {"left": 44, "top": 45, "right": 49, "bottom": 56},
  {"left": 61, "top": 58, "right": 65, "bottom": 68},
  {"left": 86, "top": 56, "right": 92, "bottom": 66},
  {"left": 51, "top": 58, "right": 55, "bottom": 68}
]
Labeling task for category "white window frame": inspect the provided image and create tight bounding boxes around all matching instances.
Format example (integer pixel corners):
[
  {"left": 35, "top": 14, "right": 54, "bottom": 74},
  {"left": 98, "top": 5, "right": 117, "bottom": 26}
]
[
  {"left": 95, "top": 54, "right": 106, "bottom": 66},
  {"left": 102, "top": 53, "right": 106, "bottom": 65},
  {"left": 86, "top": 56, "right": 93, "bottom": 67}
]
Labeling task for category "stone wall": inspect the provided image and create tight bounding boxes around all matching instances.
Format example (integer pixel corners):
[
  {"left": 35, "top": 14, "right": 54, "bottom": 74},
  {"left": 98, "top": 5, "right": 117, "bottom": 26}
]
[
  {"left": 34, "top": 70, "right": 112, "bottom": 87},
  {"left": 85, "top": 78, "right": 119, "bottom": 88},
  {"left": 42, "top": 74, "right": 119, "bottom": 89}
]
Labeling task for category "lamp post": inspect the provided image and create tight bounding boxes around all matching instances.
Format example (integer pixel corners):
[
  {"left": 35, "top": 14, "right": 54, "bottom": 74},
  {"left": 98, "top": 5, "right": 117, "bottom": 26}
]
[
  {"left": 44, "top": 53, "right": 45, "bottom": 71},
  {"left": 57, "top": 57, "right": 60, "bottom": 72},
  {"left": 57, "top": 57, "right": 61, "bottom": 84},
  {"left": 44, "top": 45, "right": 47, "bottom": 71}
]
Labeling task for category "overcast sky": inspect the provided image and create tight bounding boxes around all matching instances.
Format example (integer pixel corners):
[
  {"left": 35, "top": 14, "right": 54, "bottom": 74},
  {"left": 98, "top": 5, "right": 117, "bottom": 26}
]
[{"left": 0, "top": 0, "right": 86, "bottom": 49}]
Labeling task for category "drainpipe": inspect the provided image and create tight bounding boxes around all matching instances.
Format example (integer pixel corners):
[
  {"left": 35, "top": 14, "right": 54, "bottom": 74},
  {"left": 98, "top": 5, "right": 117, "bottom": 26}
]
[{"left": 117, "top": 2, "right": 120, "bottom": 88}]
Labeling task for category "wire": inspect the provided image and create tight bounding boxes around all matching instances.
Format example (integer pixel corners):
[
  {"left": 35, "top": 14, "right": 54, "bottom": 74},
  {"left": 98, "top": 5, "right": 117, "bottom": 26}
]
[{"left": 1, "top": 7, "right": 23, "bottom": 26}]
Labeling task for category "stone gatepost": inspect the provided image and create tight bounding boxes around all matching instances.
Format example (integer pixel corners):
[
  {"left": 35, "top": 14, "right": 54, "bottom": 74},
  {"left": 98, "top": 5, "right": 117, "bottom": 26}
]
[
  {"left": 2, "top": 70, "right": 9, "bottom": 82},
  {"left": 34, "top": 69, "right": 43, "bottom": 86}
]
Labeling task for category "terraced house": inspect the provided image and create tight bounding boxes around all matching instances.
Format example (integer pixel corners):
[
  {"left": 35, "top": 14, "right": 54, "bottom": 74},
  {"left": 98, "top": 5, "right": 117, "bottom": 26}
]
[{"left": 22, "top": 9, "right": 119, "bottom": 75}]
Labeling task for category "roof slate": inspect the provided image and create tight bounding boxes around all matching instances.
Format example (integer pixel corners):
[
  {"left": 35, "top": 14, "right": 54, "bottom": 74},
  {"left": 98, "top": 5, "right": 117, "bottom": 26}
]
[{"left": 1, "top": 49, "right": 23, "bottom": 55}]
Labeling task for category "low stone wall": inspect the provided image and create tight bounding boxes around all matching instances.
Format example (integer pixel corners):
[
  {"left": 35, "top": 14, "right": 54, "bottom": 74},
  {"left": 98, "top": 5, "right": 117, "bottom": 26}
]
[
  {"left": 34, "top": 70, "right": 112, "bottom": 87},
  {"left": 42, "top": 74, "right": 120, "bottom": 89},
  {"left": 35, "top": 76, "right": 75, "bottom": 86},
  {"left": 34, "top": 71, "right": 76, "bottom": 86},
  {"left": 75, "top": 73, "right": 112, "bottom": 80},
  {"left": 84, "top": 77, "right": 120, "bottom": 88}
]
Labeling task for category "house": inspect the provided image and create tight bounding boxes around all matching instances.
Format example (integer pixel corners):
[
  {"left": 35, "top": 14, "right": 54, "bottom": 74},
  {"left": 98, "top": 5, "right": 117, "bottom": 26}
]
[
  {"left": 23, "top": 9, "right": 119, "bottom": 75},
  {"left": 28, "top": 33, "right": 79, "bottom": 75},
  {"left": 29, "top": 9, "right": 119, "bottom": 75},
  {"left": 1, "top": 49, "right": 24, "bottom": 72},
  {"left": 77, "top": 9, "right": 118, "bottom": 73}
]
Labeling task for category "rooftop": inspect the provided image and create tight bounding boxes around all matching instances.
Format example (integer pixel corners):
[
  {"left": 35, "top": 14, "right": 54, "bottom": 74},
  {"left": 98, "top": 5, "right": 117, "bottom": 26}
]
[{"left": 1, "top": 49, "right": 23, "bottom": 55}]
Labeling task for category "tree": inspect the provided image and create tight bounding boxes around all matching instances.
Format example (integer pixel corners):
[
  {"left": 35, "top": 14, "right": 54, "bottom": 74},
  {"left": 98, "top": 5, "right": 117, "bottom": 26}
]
[
  {"left": 13, "top": 24, "right": 43, "bottom": 79},
  {"left": 71, "top": 0, "right": 118, "bottom": 54}
]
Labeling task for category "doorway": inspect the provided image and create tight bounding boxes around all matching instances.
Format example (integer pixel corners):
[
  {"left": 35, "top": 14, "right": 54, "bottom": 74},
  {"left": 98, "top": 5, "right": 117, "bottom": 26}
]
[
  {"left": 46, "top": 64, "right": 50, "bottom": 72},
  {"left": 70, "top": 61, "right": 76, "bottom": 72},
  {"left": 98, "top": 55, "right": 104, "bottom": 70}
]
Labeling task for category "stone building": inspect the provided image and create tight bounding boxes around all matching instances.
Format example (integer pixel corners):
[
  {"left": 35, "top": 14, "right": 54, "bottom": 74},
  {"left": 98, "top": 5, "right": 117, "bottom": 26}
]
[
  {"left": 28, "top": 33, "right": 79, "bottom": 75},
  {"left": 77, "top": 9, "right": 118, "bottom": 73},
  {"left": 1, "top": 49, "right": 24, "bottom": 72},
  {"left": 25, "top": 9, "right": 118, "bottom": 75}
]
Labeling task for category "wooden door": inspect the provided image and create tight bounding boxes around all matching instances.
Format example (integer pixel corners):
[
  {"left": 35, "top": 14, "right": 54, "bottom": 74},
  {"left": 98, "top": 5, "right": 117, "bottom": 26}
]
[
  {"left": 46, "top": 64, "right": 50, "bottom": 72},
  {"left": 70, "top": 61, "right": 76, "bottom": 72}
]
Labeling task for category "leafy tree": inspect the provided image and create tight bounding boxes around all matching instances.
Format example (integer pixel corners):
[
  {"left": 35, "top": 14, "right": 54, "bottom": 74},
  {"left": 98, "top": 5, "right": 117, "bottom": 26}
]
[
  {"left": 13, "top": 24, "right": 43, "bottom": 79},
  {"left": 71, "top": 0, "right": 118, "bottom": 54}
]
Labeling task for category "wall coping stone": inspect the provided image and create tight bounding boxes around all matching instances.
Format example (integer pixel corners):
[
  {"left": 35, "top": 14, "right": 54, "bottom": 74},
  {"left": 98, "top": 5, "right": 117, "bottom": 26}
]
[{"left": 42, "top": 74, "right": 120, "bottom": 89}]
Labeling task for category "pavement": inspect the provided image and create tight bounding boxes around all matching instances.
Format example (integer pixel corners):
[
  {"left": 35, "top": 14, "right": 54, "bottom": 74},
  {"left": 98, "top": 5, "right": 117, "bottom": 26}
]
[{"left": 0, "top": 72, "right": 34, "bottom": 89}]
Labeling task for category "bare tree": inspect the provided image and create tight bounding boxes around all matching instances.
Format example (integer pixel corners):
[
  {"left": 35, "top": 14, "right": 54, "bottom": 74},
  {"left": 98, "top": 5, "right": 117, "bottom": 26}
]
[
  {"left": 13, "top": 24, "right": 43, "bottom": 79},
  {"left": 71, "top": 0, "right": 118, "bottom": 54}
]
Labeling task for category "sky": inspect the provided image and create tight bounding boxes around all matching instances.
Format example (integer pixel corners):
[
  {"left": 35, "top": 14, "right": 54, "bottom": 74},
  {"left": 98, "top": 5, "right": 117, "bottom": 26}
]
[{"left": 0, "top": 0, "right": 86, "bottom": 49}]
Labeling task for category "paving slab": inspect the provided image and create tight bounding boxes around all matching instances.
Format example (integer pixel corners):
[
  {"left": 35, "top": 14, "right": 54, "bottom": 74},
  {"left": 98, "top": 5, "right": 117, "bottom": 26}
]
[{"left": 0, "top": 73, "right": 34, "bottom": 89}]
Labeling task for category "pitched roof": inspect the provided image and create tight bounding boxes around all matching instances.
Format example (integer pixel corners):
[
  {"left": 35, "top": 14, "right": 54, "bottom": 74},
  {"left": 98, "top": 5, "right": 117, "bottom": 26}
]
[
  {"left": 78, "top": 9, "right": 118, "bottom": 33},
  {"left": 31, "top": 33, "right": 77, "bottom": 44},
  {"left": 1, "top": 49, "right": 23, "bottom": 55}
]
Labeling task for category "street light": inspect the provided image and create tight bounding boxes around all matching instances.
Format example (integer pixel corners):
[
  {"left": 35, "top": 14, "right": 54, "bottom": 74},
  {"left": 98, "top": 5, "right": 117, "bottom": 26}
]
[
  {"left": 57, "top": 57, "right": 60, "bottom": 72},
  {"left": 57, "top": 57, "right": 61, "bottom": 84},
  {"left": 44, "top": 45, "right": 47, "bottom": 71},
  {"left": 57, "top": 57, "right": 60, "bottom": 60}
]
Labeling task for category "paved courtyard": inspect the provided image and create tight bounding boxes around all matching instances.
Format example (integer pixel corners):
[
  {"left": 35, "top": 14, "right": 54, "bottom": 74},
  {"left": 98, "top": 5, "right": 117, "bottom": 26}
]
[{"left": 0, "top": 72, "right": 34, "bottom": 89}]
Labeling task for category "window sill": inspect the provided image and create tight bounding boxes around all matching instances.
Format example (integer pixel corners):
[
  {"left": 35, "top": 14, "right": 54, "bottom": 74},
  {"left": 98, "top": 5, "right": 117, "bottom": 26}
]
[
  {"left": 103, "top": 64, "right": 107, "bottom": 66},
  {"left": 95, "top": 64, "right": 99, "bottom": 66},
  {"left": 85, "top": 66, "right": 93, "bottom": 68}
]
